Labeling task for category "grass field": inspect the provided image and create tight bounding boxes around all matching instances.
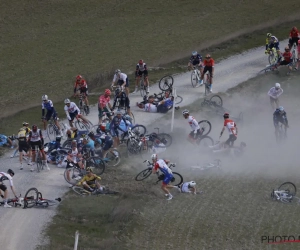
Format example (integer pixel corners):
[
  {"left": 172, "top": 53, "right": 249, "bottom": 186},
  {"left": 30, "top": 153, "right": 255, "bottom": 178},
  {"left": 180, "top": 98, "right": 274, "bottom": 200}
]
[
  {"left": 40, "top": 73, "right": 300, "bottom": 250},
  {"left": 1, "top": 0, "right": 300, "bottom": 118}
]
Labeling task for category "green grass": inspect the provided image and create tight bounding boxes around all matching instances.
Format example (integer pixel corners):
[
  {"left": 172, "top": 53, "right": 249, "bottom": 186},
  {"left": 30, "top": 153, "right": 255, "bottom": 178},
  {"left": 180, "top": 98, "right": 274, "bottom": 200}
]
[{"left": 1, "top": 0, "right": 300, "bottom": 118}]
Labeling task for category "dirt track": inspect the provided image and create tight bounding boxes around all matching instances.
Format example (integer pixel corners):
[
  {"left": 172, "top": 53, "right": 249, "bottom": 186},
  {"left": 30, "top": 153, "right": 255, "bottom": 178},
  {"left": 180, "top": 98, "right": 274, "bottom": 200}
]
[{"left": 0, "top": 40, "right": 296, "bottom": 250}]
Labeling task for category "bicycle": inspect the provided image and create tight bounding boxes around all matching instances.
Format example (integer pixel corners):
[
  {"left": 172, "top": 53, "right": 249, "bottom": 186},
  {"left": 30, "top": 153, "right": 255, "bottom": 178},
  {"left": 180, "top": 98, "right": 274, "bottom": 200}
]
[
  {"left": 72, "top": 185, "right": 119, "bottom": 196},
  {"left": 78, "top": 93, "right": 89, "bottom": 116},
  {"left": 200, "top": 95, "right": 223, "bottom": 108},
  {"left": 0, "top": 195, "right": 23, "bottom": 207},
  {"left": 153, "top": 91, "right": 183, "bottom": 105},
  {"left": 271, "top": 182, "right": 297, "bottom": 203},
  {"left": 267, "top": 47, "right": 278, "bottom": 65},
  {"left": 158, "top": 75, "right": 174, "bottom": 92},
  {"left": 291, "top": 42, "right": 298, "bottom": 66},
  {"left": 74, "top": 114, "right": 93, "bottom": 130},
  {"left": 257, "top": 63, "right": 279, "bottom": 75},
  {"left": 34, "top": 145, "right": 44, "bottom": 172},
  {"left": 23, "top": 187, "right": 61, "bottom": 208},
  {"left": 191, "top": 159, "right": 222, "bottom": 171},
  {"left": 203, "top": 72, "right": 212, "bottom": 96},
  {"left": 135, "top": 160, "right": 183, "bottom": 186},
  {"left": 46, "top": 116, "right": 66, "bottom": 141},
  {"left": 275, "top": 123, "right": 287, "bottom": 143},
  {"left": 137, "top": 73, "right": 148, "bottom": 97},
  {"left": 102, "top": 148, "right": 121, "bottom": 167},
  {"left": 191, "top": 66, "right": 201, "bottom": 88}
]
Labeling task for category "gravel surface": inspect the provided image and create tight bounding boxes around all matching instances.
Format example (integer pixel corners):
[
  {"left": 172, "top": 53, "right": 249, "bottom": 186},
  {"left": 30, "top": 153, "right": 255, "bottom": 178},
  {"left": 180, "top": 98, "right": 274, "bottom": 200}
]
[{"left": 0, "top": 42, "right": 287, "bottom": 250}]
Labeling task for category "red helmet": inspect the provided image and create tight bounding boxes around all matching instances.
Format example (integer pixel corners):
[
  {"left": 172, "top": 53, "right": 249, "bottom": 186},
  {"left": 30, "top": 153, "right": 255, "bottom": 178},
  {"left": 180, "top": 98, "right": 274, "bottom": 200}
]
[
  {"left": 292, "top": 26, "right": 297, "bottom": 31},
  {"left": 76, "top": 75, "right": 82, "bottom": 81},
  {"left": 104, "top": 89, "right": 111, "bottom": 96},
  {"left": 32, "top": 125, "right": 37, "bottom": 132},
  {"left": 138, "top": 59, "right": 144, "bottom": 65}
]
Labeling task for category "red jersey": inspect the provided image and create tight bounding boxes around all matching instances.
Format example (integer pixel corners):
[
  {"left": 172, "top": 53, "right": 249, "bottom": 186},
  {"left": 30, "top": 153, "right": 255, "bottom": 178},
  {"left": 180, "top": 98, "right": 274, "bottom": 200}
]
[
  {"left": 290, "top": 30, "right": 300, "bottom": 38},
  {"left": 224, "top": 119, "right": 237, "bottom": 136},
  {"left": 282, "top": 52, "right": 292, "bottom": 62},
  {"left": 74, "top": 79, "right": 87, "bottom": 90},
  {"left": 203, "top": 58, "right": 215, "bottom": 67}
]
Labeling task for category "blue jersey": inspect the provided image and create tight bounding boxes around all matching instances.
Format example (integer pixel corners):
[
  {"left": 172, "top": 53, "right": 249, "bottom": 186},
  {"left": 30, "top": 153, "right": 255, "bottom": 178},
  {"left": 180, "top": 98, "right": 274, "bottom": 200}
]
[
  {"left": 273, "top": 109, "right": 288, "bottom": 125},
  {"left": 189, "top": 54, "right": 202, "bottom": 63},
  {"left": 163, "top": 98, "right": 173, "bottom": 109},
  {"left": 109, "top": 116, "right": 127, "bottom": 132},
  {"left": 42, "top": 100, "right": 55, "bottom": 111}
]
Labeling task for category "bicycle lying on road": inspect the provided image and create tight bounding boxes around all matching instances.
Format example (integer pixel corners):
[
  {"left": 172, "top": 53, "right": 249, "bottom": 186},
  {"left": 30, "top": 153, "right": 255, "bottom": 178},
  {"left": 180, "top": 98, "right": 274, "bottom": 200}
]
[
  {"left": 23, "top": 187, "right": 61, "bottom": 208},
  {"left": 135, "top": 160, "right": 183, "bottom": 186},
  {"left": 190, "top": 159, "right": 222, "bottom": 171},
  {"left": 72, "top": 185, "right": 119, "bottom": 196},
  {"left": 200, "top": 95, "right": 223, "bottom": 108},
  {"left": 271, "top": 182, "right": 298, "bottom": 204}
]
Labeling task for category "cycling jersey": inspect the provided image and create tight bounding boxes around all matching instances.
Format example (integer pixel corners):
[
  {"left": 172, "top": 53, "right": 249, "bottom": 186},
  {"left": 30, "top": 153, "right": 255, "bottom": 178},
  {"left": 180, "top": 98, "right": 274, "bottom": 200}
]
[
  {"left": 0, "top": 172, "right": 13, "bottom": 187},
  {"left": 203, "top": 58, "right": 215, "bottom": 67},
  {"left": 273, "top": 109, "right": 288, "bottom": 126},
  {"left": 144, "top": 103, "right": 157, "bottom": 113},
  {"left": 188, "top": 116, "right": 200, "bottom": 131},
  {"left": 189, "top": 54, "right": 202, "bottom": 64},
  {"left": 267, "top": 36, "right": 279, "bottom": 45},
  {"left": 98, "top": 95, "right": 110, "bottom": 109},
  {"left": 109, "top": 116, "right": 127, "bottom": 132},
  {"left": 18, "top": 129, "right": 27, "bottom": 139},
  {"left": 136, "top": 63, "right": 147, "bottom": 72},
  {"left": 42, "top": 100, "right": 55, "bottom": 112},
  {"left": 29, "top": 129, "right": 43, "bottom": 142},
  {"left": 83, "top": 140, "right": 95, "bottom": 151},
  {"left": 78, "top": 174, "right": 101, "bottom": 186},
  {"left": 69, "top": 147, "right": 79, "bottom": 162},
  {"left": 154, "top": 159, "right": 173, "bottom": 175},
  {"left": 112, "top": 92, "right": 130, "bottom": 109},
  {"left": 113, "top": 73, "right": 127, "bottom": 83},
  {"left": 224, "top": 119, "right": 237, "bottom": 135},
  {"left": 268, "top": 87, "right": 283, "bottom": 99},
  {"left": 290, "top": 30, "right": 300, "bottom": 38},
  {"left": 64, "top": 102, "right": 80, "bottom": 114},
  {"left": 282, "top": 52, "right": 292, "bottom": 63},
  {"left": 74, "top": 79, "right": 87, "bottom": 93}
]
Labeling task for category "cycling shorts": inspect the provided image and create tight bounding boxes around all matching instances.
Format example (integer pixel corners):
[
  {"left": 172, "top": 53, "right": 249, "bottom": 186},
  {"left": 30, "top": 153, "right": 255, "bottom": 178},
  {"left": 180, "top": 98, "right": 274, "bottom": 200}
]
[
  {"left": 69, "top": 111, "right": 79, "bottom": 121},
  {"left": 189, "top": 129, "right": 202, "bottom": 139},
  {"left": 110, "top": 129, "right": 119, "bottom": 138},
  {"left": 203, "top": 66, "right": 213, "bottom": 77},
  {"left": 117, "top": 78, "right": 129, "bottom": 87},
  {"left": 279, "top": 60, "right": 291, "bottom": 66},
  {"left": 102, "top": 138, "right": 113, "bottom": 151},
  {"left": 98, "top": 107, "right": 112, "bottom": 119},
  {"left": 80, "top": 87, "right": 88, "bottom": 95},
  {"left": 136, "top": 70, "right": 148, "bottom": 77},
  {"left": 162, "top": 174, "right": 173, "bottom": 185},
  {"left": 225, "top": 134, "right": 237, "bottom": 146},
  {"left": 45, "top": 110, "right": 58, "bottom": 121},
  {"left": 30, "top": 141, "right": 43, "bottom": 151},
  {"left": 289, "top": 37, "right": 299, "bottom": 47},
  {"left": 19, "top": 141, "right": 29, "bottom": 153},
  {"left": 0, "top": 184, "right": 7, "bottom": 192},
  {"left": 268, "top": 42, "right": 280, "bottom": 51}
]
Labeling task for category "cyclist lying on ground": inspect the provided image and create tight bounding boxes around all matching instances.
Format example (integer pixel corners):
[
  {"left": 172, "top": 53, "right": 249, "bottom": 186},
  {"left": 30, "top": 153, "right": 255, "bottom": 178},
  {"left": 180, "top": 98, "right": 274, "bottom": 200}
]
[
  {"left": 67, "top": 140, "right": 85, "bottom": 170},
  {"left": 209, "top": 141, "right": 247, "bottom": 157},
  {"left": 45, "top": 146, "right": 68, "bottom": 168},
  {"left": 0, "top": 134, "right": 14, "bottom": 148},
  {"left": 66, "top": 127, "right": 89, "bottom": 141},
  {"left": 177, "top": 181, "right": 197, "bottom": 194},
  {"left": 76, "top": 167, "right": 104, "bottom": 194},
  {"left": 273, "top": 106, "right": 289, "bottom": 136},
  {"left": 88, "top": 131, "right": 113, "bottom": 158},
  {"left": 136, "top": 94, "right": 175, "bottom": 113}
]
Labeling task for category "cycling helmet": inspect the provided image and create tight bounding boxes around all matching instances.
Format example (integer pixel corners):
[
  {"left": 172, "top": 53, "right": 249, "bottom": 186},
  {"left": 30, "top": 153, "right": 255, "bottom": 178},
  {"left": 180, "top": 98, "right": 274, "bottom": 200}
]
[
  {"left": 223, "top": 113, "right": 229, "bottom": 119},
  {"left": 115, "top": 110, "right": 123, "bottom": 115},
  {"left": 151, "top": 153, "right": 157, "bottom": 160},
  {"left": 275, "top": 83, "right": 280, "bottom": 88},
  {"left": 44, "top": 146, "right": 49, "bottom": 153},
  {"left": 22, "top": 122, "right": 29, "bottom": 126},
  {"left": 139, "top": 59, "right": 144, "bottom": 65},
  {"left": 76, "top": 75, "right": 82, "bottom": 81},
  {"left": 182, "top": 109, "right": 189, "bottom": 115},
  {"left": 188, "top": 181, "right": 196, "bottom": 187},
  {"left": 104, "top": 89, "right": 111, "bottom": 96},
  {"left": 32, "top": 125, "right": 37, "bottom": 132},
  {"left": 267, "top": 33, "right": 272, "bottom": 37},
  {"left": 240, "top": 142, "right": 247, "bottom": 147},
  {"left": 86, "top": 167, "right": 93, "bottom": 173},
  {"left": 115, "top": 69, "right": 121, "bottom": 74},
  {"left": 192, "top": 51, "right": 197, "bottom": 56},
  {"left": 205, "top": 54, "right": 211, "bottom": 59},
  {"left": 42, "top": 95, "right": 48, "bottom": 101},
  {"left": 278, "top": 106, "right": 284, "bottom": 111},
  {"left": 7, "top": 169, "right": 15, "bottom": 176},
  {"left": 64, "top": 99, "right": 71, "bottom": 104}
]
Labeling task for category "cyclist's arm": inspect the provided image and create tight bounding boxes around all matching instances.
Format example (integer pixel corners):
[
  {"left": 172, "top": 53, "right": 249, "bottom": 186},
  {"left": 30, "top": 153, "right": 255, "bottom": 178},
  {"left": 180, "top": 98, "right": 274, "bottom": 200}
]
[{"left": 39, "top": 130, "right": 44, "bottom": 145}]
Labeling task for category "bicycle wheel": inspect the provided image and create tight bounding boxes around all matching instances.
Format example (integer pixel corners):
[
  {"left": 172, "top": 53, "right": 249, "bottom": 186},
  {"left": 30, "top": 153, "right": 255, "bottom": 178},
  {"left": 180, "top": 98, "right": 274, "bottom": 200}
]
[
  {"left": 159, "top": 75, "right": 174, "bottom": 91},
  {"left": 62, "top": 140, "right": 72, "bottom": 149},
  {"left": 135, "top": 168, "right": 152, "bottom": 181},
  {"left": 86, "top": 157, "right": 106, "bottom": 175},
  {"left": 132, "top": 125, "right": 147, "bottom": 137},
  {"left": 198, "top": 120, "right": 212, "bottom": 136},
  {"left": 24, "top": 187, "right": 39, "bottom": 208},
  {"left": 156, "top": 133, "right": 172, "bottom": 147},
  {"left": 196, "top": 136, "right": 214, "bottom": 147},
  {"left": 75, "top": 120, "right": 89, "bottom": 130},
  {"left": 140, "top": 78, "right": 146, "bottom": 97},
  {"left": 174, "top": 95, "right": 183, "bottom": 104},
  {"left": 170, "top": 172, "right": 183, "bottom": 186},
  {"left": 63, "top": 167, "right": 82, "bottom": 185},
  {"left": 278, "top": 182, "right": 296, "bottom": 196},
  {"left": 103, "top": 149, "right": 121, "bottom": 167},
  {"left": 72, "top": 186, "right": 90, "bottom": 196},
  {"left": 191, "top": 71, "right": 198, "bottom": 88},
  {"left": 209, "top": 95, "right": 223, "bottom": 108},
  {"left": 268, "top": 51, "right": 277, "bottom": 65},
  {"left": 127, "top": 138, "right": 142, "bottom": 155},
  {"left": 47, "top": 124, "right": 56, "bottom": 142},
  {"left": 36, "top": 153, "right": 43, "bottom": 172}
]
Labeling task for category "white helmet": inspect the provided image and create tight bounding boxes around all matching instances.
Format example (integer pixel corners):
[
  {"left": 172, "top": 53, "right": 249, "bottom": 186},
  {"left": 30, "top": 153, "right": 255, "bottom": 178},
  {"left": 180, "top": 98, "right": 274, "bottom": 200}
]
[
  {"left": 182, "top": 109, "right": 189, "bottom": 115},
  {"left": 64, "top": 99, "right": 71, "bottom": 104},
  {"left": 42, "top": 95, "right": 48, "bottom": 101},
  {"left": 192, "top": 51, "right": 197, "bottom": 56},
  {"left": 275, "top": 83, "right": 280, "bottom": 88},
  {"left": 188, "top": 181, "right": 196, "bottom": 187},
  {"left": 151, "top": 153, "right": 157, "bottom": 160},
  {"left": 115, "top": 69, "right": 121, "bottom": 74},
  {"left": 44, "top": 146, "right": 49, "bottom": 153}
]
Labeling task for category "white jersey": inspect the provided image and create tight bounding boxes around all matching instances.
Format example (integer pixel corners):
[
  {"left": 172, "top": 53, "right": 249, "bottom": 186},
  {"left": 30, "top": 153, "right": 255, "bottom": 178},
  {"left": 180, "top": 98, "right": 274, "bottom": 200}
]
[
  {"left": 0, "top": 172, "right": 13, "bottom": 187},
  {"left": 181, "top": 182, "right": 192, "bottom": 193},
  {"left": 70, "top": 148, "right": 78, "bottom": 163},
  {"left": 137, "top": 63, "right": 146, "bottom": 72},
  {"left": 64, "top": 102, "right": 80, "bottom": 114},
  {"left": 188, "top": 116, "right": 200, "bottom": 131},
  {"left": 113, "top": 73, "right": 127, "bottom": 82},
  {"left": 267, "top": 87, "right": 283, "bottom": 99},
  {"left": 154, "top": 159, "right": 172, "bottom": 175},
  {"left": 144, "top": 103, "right": 157, "bottom": 113},
  {"left": 29, "top": 129, "right": 42, "bottom": 142}
]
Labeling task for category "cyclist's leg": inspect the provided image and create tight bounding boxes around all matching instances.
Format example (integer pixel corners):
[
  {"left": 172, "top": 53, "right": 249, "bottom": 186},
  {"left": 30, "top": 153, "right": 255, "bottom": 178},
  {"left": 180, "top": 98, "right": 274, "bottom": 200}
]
[
  {"left": 144, "top": 70, "right": 149, "bottom": 87},
  {"left": 30, "top": 142, "right": 36, "bottom": 165},
  {"left": 275, "top": 43, "right": 281, "bottom": 60},
  {"left": 135, "top": 73, "right": 140, "bottom": 88},
  {"left": 187, "top": 131, "right": 196, "bottom": 144},
  {"left": 111, "top": 129, "right": 119, "bottom": 148},
  {"left": 200, "top": 66, "right": 208, "bottom": 81}
]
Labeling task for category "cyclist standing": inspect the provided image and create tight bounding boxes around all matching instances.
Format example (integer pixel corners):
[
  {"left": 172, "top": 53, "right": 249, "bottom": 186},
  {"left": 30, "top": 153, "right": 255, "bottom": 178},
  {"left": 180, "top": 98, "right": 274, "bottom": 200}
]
[
  {"left": 0, "top": 169, "right": 19, "bottom": 208},
  {"left": 73, "top": 75, "right": 90, "bottom": 114},
  {"left": 182, "top": 109, "right": 201, "bottom": 144},
  {"left": 200, "top": 54, "right": 215, "bottom": 92},
  {"left": 41, "top": 95, "right": 62, "bottom": 136},
  {"left": 112, "top": 88, "right": 131, "bottom": 116},
  {"left": 188, "top": 51, "right": 203, "bottom": 85},
  {"left": 273, "top": 106, "right": 289, "bottom": 137},
  {"left": 98, "top": 89, "right": 113, "bottom": 124},
  {"left": 111, "top": 69, "right": 130, "bottom": 96},
  {"left": 64, "top": 99, "right": 89, "bottom": 127},
  {"left": 133, "top": 59, "right": 150, "bottom": 94},
  {"left": 17, "top": 126, "right": 30, "bottom": 170},
  {"left": 28, "top": 125, "right": 50, "bottom": 171},
  {"left": 219, "top": 113, "right": 238, "bottom": 147},
  {"left": 265, "top": 33, "right": 281, "bottom": 62},
  {"left": 267, "top": 83, "right": 283, "bottom": 110},
  {"left": 288, "top": 26, "right": 299, "bottom": 49},
  {"left": 276, "top": 46, "right": 293, "bottom": 74},
  {"left": 109, "top": 110, "right": 127, "bottom": 148}
]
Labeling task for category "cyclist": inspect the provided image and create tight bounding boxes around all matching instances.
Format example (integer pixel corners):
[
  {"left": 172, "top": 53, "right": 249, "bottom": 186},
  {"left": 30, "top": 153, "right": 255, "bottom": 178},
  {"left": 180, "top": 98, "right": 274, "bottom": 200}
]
[
  {"left": 265, "top": 33, "right": 281, "bottom": 62},
  {"left": 267, "top": 83, "right": 283, "bottom": 110},
  {"left": 182, "top": 109, "right": 202, "bottom": 144},
  {"left": 219, "top": 113, "right": 238, "bottom": 147},
  {"left": 137, "top": 93, "right": 177, "bottom": 113},
  {"left": 276, "top": 46, "right": 293, "bottom": 74},
  {"left": 41, "top": 95, "right": 62, "bottom": 136},
  {"left": 111, "top": 69, "right": 129, "bottom": 96},
  {"left": 112, "top": 88, "right": 131, "bottom": 116},
  {"left": 188, "top": 51, "right": 203, "bottom": 85},
  {"left": 17, "top": 126, "right": 30, "bottom": 170},
  {"left": 288, "top": 26, "right": 299, "bottom": 49},
  {"left": 98, "top": 89, "right": 113, "bottom": 124},
  {"left": 74, "top": 75, "right": 90, "bottom": 114},
  {"left": 66, "top": 140, "right": 84, "bottom": 169},
  {"left": 296, "top": 39, "right": 300, "bottom": 70},
  {"left": 0, "top": 169, "right": 19, "bottom": 208},
  {"left": 177, "top": 181, "right": 197, "bottom": 194},
  {"left": 0, "top": 134, "right": 13, "bottom": 148},
  {"left": 109, "top": 110, "right": 127, "bottom": 148},
  {"left": 273, "top": 106, "right": 289, "bottom": 137},
  {"left": 133, "top": 59, "right": 150, "bottom": 94},
  {"left": 82, "top": 135, "right": 95, "bottom": 157},
  {"left": 64, "top": 98, "right": 89, "bottom": 127},
  {"left": 88, "top": 131, "right": 113, "bottom": 158},
  {"left": 28, "top": 125, "right": 50, "bottom": 171},
  {"left": 200, "top": 54, "right": 215, "bottom": 92},
  {"left": 151, "top": 153, "right": 176, "bottom": 200},
  {"left": 77, "top": 167, "right": 104, "bottom": 193}
]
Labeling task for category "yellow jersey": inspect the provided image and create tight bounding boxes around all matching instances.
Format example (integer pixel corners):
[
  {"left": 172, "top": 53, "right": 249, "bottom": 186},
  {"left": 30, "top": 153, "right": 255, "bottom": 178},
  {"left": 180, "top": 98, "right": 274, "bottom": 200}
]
[{"left": 78, "top": 174, "right": 101, "bottom": 186}]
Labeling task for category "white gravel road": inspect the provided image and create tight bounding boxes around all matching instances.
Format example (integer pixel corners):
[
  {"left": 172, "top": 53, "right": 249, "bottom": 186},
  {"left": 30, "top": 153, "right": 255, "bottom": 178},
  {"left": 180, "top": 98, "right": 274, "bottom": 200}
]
[{"left": 0, "top": 41, "right": 289, "bottom": 250}]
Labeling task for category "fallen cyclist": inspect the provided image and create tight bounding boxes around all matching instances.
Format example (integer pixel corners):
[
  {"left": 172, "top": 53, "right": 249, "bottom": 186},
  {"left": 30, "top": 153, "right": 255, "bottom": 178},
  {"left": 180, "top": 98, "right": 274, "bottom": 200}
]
[
  {"left": 177, "top": 181, "right": 197, "bottom": 194},
  {"left": 76, "top": 167, "right": 104, "bottom": 194},
  {"left": 137, "top": 94, "right": 178, "bottom": 113},
  {"left": 209, "top": 141, "right": 247, "bottom": 157}
]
